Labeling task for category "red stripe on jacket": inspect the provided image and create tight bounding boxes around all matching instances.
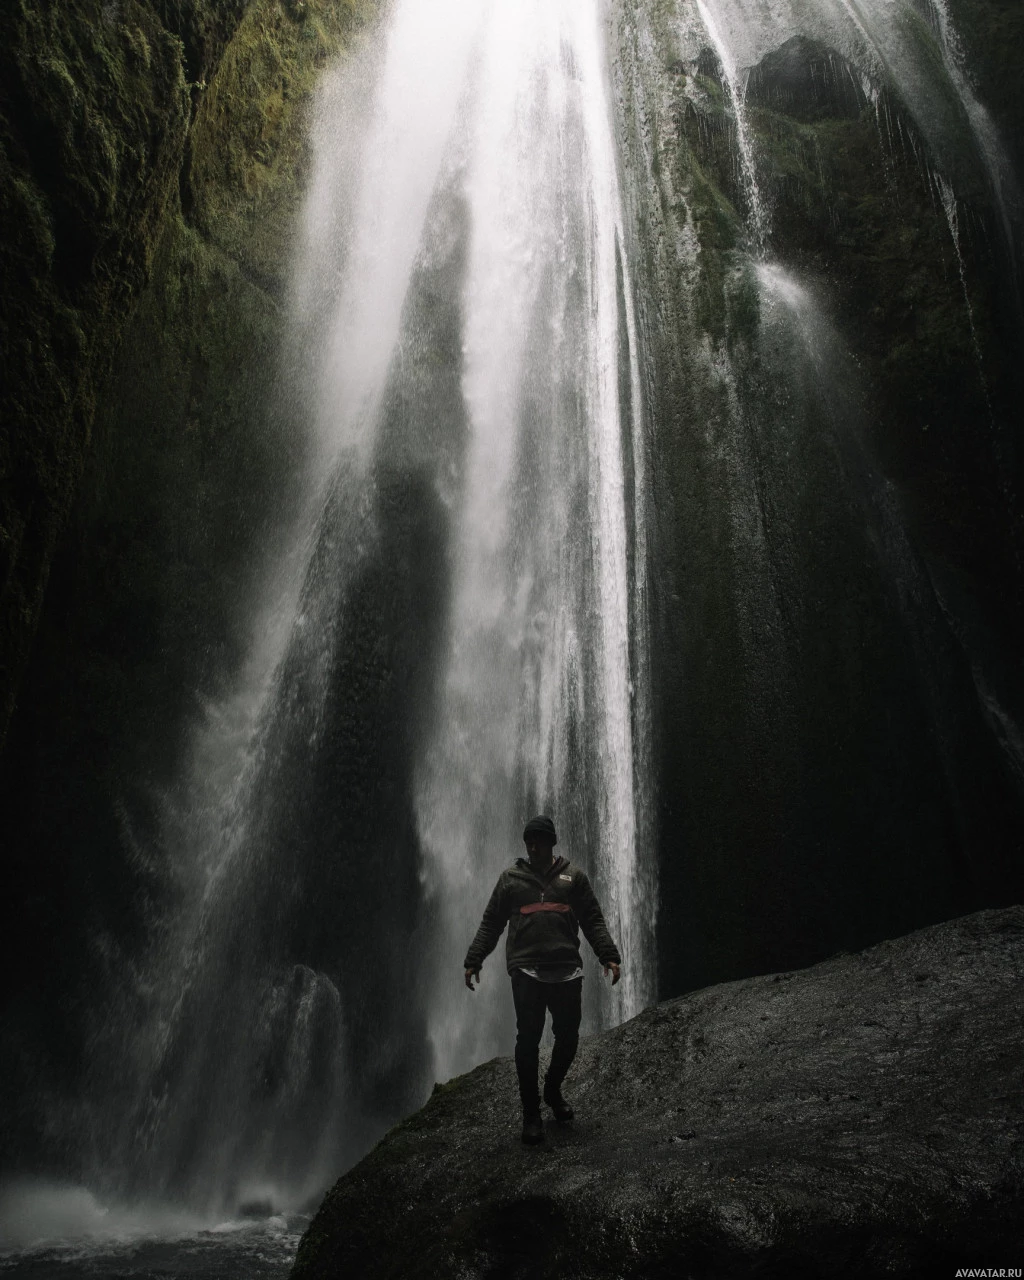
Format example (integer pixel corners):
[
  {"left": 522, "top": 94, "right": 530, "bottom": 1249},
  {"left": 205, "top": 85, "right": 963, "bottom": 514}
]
[{"left": 520, "top": 901, "right": 571, "bottom": 915}]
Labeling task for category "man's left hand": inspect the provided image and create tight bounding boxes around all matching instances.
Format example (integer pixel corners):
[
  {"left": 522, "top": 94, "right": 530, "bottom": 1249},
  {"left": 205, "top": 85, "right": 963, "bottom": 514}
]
[{"left": 603, "top": 962, "right": 621, "bottom": 985}]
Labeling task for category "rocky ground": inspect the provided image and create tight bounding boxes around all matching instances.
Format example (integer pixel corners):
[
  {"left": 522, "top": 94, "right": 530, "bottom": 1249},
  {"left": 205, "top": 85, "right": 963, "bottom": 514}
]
[{"left": 293, "top": 907, "right": 1024, "bottom": 1279}]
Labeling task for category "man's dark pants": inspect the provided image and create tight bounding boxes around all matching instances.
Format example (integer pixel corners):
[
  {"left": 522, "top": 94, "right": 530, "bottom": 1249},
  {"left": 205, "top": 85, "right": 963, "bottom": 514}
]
[{"left": 510, "top": 970, "right": 582, "bottom": 1111}]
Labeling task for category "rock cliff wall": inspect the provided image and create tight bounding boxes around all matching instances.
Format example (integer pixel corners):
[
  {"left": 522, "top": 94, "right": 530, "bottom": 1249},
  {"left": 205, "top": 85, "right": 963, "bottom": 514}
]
[
  {"left": 1, "top": 0, "right": 225, "bottom": 744},
  {"left": 611, "top": 0, "right": 1024, "bottom": 994},
  {"left": 0, "top": 0, "right": 371, "bottom": 1173},
  {"left": 0, "top": 0, "right": 370, "bottom": 745}
]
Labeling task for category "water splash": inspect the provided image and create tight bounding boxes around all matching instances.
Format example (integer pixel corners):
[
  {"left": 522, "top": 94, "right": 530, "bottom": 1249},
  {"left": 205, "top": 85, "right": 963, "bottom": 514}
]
[
  {"left": 0, "top": 1183, "right": 200, "bottom": 1251},
  {"left": 0, "top": 1182, "right": 306, "bottom": 1278}
]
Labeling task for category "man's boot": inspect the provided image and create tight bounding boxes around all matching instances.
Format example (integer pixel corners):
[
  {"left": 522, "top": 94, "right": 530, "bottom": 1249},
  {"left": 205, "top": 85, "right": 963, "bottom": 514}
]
[
  {"left": 517, "top": 1054, "right": 545, "bottom": 1144},
  {"left": 544, "top": 1032, "right": 577, "bottom": 1123},
  {"left": 521, "top": 1108, "right": 545, "bottom": 1145},
  {"left": 520, "top": 1076, "right": 545, "bottom": 1144},
  {"left": 543, "top": 1076, "right": 574, "bottom": 1123}
]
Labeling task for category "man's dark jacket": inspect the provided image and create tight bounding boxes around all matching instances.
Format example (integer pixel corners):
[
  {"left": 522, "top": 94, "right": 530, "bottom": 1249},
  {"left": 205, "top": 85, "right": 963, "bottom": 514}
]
[{"left": 464, "top": 855, "right": 621, "bottom": 974}]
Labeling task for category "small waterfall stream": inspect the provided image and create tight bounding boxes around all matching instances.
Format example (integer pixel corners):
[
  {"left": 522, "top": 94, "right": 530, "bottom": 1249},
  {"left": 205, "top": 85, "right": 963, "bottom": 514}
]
[{"left": 695, "top": 0, "right": 768, "bottom": 251}]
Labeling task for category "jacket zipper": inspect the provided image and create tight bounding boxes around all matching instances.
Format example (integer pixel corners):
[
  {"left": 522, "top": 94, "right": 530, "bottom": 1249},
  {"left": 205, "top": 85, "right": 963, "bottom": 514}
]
[{"left": 524, "top": 858, "right": 563, "bottom": 907}]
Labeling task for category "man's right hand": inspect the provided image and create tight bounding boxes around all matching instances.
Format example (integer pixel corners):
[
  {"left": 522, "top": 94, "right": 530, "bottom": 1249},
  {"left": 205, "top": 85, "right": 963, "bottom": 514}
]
[{"left": 464, "top": 967, "right": 481, "bottom": 991}]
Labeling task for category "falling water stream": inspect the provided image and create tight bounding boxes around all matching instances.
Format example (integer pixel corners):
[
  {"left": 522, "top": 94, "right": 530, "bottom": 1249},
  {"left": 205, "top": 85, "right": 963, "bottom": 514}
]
[{"left": 412, "top": 0, "right": 652, "bottom": 1081}]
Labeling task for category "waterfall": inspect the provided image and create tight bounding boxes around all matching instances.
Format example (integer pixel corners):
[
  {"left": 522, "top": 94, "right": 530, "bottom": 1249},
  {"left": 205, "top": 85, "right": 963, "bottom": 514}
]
[
  {"left": 411, "top": 0, "right": 653, "bottom": 1083},
  {"left": 695, "top": 0, "right": 768, "bottom": 252},
  {"left": 293, "top": 0, "right": 484, "bottom": 475},
  {"left": 293, "top": 0, "right": 656, "bottom": 1094},
  {"left": 79, "top": 0, "right": 652, "bottom": 1218}
]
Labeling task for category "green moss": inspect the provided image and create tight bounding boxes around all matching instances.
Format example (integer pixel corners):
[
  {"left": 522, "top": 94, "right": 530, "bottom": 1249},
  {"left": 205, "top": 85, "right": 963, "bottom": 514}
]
[
  {"left": 0, "top": 0, "right": 381, "bottom": 1164},
  {"left": 0, "top": 0, "right": 195, "bottom": 740},
  {"left": 0, "top": 0, "right": 379, "bottom": 745},
  {"left": 186, "top": 0, "right": 371, "bottom": 285}
]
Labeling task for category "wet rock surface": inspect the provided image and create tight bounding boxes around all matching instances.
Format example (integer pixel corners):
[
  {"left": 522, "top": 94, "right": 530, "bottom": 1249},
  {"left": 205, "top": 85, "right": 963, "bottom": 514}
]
[
  {"left": 0, "top": 0, "right": 371, "bottom": 747},
  {"left": 0, "top": 0, "right": 373, "bottom": 1172},
  {"left": 293, "top": 907, "right": 1024, "bottom": 1279},
  {"left": 612, "top": 0, "right": 1024, "bottom": 999}
]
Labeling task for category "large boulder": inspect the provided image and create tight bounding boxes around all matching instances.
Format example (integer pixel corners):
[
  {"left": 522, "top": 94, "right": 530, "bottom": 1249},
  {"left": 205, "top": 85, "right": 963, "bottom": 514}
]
[{"left": 293, "top": 907, "right": 1024, "bottom": 1278}]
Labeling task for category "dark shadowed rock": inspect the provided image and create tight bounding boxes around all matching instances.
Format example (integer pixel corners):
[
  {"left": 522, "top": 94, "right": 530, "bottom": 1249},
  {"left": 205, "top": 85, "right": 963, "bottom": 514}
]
[
  {"left": 614, "top": 0, "right": 1024, "bottom": 1002},
  {"left": 293, "top": 908, "right": 1024, "bottom": 1278}
]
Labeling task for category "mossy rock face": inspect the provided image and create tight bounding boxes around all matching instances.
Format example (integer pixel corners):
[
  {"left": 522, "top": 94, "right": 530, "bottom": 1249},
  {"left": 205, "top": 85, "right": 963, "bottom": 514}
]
[
  {"left": 737, "top": 39, "right": 1014, "bottom": 578},
  {"left": 184, "top": 0, "right": 368, "bottom": 284},
  {"left": 613, "top": 0, "right": 1024, "bottom": 995},
  {"left": 0, "top": 0, "right": 373, "bottom": 1171},
  {"left": 0, "top": 0, "right": 191, "bottom": 740},
  {"left": 0, "top": 0, "right": 371, "bottom": 746},
  {"left": 0, "top": 0, "right": 229, "bottom": 746},
  {"left": 746, "top": 37, "right": 868, "bottom": 124},
  {"left": 150, "top": 0, "right": 251, "bottom": 84}
]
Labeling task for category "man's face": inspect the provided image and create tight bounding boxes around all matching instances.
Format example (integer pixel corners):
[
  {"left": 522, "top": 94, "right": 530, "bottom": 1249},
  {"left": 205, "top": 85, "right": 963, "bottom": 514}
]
[{"left": 524, "top": 832, "right": 555, "bottom": 864}]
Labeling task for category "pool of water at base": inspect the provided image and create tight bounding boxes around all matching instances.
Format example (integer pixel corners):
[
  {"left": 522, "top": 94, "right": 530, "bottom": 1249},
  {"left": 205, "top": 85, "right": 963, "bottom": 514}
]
[{"left": 0, "top": 1215, "right": 307, "bottom": 1280}]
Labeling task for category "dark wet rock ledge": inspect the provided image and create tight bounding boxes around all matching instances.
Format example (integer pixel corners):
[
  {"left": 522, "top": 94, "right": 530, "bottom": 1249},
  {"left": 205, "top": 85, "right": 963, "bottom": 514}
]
[{"left": 292, "top": 907, "right": 1024, "bottom": 1278}]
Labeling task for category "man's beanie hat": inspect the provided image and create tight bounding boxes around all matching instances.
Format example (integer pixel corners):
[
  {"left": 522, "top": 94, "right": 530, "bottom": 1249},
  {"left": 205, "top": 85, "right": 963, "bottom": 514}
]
[{"left": 523, "top": 814, "right": 557, "bottom": 845}]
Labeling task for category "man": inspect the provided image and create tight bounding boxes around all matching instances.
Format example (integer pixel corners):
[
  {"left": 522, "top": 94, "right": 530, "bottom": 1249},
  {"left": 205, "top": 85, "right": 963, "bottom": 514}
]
[{"left": 463, "top": 814, "right": 622, "bottom": 1145}]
